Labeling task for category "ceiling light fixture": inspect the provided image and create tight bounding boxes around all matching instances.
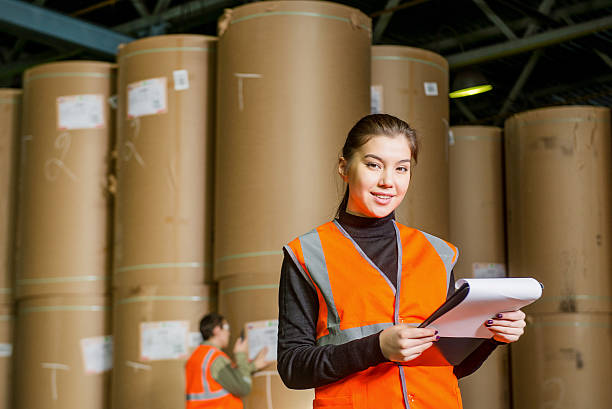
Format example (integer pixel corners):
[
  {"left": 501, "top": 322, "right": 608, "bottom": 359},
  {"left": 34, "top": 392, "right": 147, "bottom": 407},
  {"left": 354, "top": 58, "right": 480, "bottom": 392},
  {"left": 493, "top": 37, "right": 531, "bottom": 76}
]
[{"left": 449, "top": 68, "right": 493, "bottom": 98}]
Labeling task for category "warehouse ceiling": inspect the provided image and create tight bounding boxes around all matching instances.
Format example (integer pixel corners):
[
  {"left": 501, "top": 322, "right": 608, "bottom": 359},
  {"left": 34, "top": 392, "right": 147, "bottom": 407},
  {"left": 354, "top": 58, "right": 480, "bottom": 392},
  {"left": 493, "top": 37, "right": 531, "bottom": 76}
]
[{"left": 0, "top": 0, "right": 610, "bottom": 125}]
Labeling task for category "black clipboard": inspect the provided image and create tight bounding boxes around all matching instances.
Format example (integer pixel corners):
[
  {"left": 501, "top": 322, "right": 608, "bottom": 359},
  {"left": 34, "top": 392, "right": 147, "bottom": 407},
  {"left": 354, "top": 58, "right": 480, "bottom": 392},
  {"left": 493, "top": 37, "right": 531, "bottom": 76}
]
[{"left": 418, "top": 282, "right": 470, "bottom": 328}]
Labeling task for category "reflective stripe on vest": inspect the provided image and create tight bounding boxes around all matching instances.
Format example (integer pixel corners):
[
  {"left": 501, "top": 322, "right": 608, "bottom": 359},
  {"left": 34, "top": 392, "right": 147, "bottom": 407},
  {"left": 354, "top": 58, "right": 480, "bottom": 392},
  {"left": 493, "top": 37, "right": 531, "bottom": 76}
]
[
  {"left": 288, "top": 220, "right": 457, "bottom": 347},
  {"left": 185, "top": 349, "right": 230, "bottom": 401}
]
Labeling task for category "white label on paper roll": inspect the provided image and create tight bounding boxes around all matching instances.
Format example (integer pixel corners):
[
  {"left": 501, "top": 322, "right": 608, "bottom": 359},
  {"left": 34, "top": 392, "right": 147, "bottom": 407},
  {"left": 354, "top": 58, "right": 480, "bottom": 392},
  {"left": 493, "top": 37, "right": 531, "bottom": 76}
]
[
  {"left": 370, "top": 85, "right": 383, "bottom": 114},
  {"left": 173, "top": 69, "right": 190, "bottom": 91},
  {"left": 57, "top": 94, "right": 105, "bottom": 130},
  {"left": 0, "top": 343, "right": 12, "bottom": 357},
  {"left": 140, "top": 320, "right": 189, "bottom": 361},
  {"left": 189, "top": 332, "right": 203, "bottom": 348},
  {"left": 473, "top": 263, "right": 506, "bottom": 278},
  {"left": 424, "top": 82, "right": 439, "bottom": 96},
  {"left": 127, "top": 77, "right": 168, "bottom": 119},
  {"left": 80, "top": 335, "right": 113, "bottom": 374},
  {"left": 246, "top": 320, "right": 278, "bottom": 361}
]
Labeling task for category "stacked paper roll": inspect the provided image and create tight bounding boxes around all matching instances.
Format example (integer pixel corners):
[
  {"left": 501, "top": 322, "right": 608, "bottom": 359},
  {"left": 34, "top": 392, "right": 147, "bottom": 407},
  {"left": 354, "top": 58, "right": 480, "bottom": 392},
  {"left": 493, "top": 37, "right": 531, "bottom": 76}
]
[
  {"left": 0, "top": 89, "right": 20, "bottom": 409},
  {"left": 111, "top": 35, "right": 217, "bottom": 409},
  {"left": 449, "top": 125, "right": 509, "bottom": 409},
  {"left": 372, "top": 46, "right": 450, "bottom": 238},
  {"left": 13, "top": 62, "right": 115, "bottom": 409},
  {"left": 111, "top": 284, "right": 213, "bottom": 409},
  {"left": 215, "top": 2, "right": 371, "bottom": 407},
  {"left": 13, "top": 295, "right": 111, "bottom": 409},
  {"left": 505, "top": 106, "right": 612, "bottom": 407}
]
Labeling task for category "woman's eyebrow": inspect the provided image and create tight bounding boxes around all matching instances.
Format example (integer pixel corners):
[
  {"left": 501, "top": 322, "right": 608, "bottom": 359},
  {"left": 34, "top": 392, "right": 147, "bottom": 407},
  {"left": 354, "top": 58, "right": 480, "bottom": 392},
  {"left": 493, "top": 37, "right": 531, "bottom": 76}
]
[{"left": 364, "top": 154, "right": 411, "bottom": 164}]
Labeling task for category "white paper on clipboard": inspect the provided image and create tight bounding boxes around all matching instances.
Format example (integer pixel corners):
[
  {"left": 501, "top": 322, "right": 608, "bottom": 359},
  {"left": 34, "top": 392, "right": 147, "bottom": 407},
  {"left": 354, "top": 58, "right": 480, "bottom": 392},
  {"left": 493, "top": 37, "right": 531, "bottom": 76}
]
[
  {"left": 245, "top": 320, "right": 278, "bottom": 361},
  {"left": 424, "top": 278, "right": 542, "bottom": 338}
]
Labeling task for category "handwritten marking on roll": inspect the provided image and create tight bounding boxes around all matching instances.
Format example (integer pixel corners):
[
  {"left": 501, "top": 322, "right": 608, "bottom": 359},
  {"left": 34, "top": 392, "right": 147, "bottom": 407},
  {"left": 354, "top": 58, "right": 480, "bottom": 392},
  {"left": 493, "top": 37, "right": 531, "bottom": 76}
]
[
  {"left": 41, "top": 363, "right": 70, "bottom": 401},
  {"left": 44, "top": 132, "right": 78, "bottom": 182},
  {"left": 234, "top": 73, "right": 263, "bottom": 112}
]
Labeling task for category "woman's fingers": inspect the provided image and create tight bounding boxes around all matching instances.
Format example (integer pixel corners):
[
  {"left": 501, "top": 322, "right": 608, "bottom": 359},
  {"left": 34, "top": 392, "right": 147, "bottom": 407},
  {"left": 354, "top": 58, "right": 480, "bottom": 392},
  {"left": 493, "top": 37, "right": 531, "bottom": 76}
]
[
  {"left": 493, "top": 310, "right": 526, "bottom": 321},
  {"left": 485, "top": 318, "right": 526, "bottom": 328}
]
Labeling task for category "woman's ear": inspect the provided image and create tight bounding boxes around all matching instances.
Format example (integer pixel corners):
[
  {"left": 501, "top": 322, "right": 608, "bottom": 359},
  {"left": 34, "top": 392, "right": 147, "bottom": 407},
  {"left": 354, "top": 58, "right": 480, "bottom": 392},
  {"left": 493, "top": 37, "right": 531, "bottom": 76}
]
[{"left": 338, "top": 157, "right": 348, "bottom": 182}]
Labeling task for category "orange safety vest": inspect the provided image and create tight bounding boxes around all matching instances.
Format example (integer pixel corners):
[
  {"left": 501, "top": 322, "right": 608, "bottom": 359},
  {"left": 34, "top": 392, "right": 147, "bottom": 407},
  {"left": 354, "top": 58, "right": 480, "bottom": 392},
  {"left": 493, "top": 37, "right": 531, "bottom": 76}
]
[
  {"left": 185, "top": 344, "right": 244, "bottom": 409},
  {"left": 285, "top": 220, "right": 462, "bottom": 409}
]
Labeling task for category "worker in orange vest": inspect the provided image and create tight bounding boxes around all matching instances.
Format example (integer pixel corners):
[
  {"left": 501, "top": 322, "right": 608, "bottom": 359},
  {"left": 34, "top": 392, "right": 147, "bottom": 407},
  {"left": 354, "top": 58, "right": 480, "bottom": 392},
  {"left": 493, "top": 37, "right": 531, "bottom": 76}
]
[
  {"left": 186, "top": 313, "right": 270, "bottom": 408},
  {"left": 278, "top": 114, "right": 527, "bottom": 409}
]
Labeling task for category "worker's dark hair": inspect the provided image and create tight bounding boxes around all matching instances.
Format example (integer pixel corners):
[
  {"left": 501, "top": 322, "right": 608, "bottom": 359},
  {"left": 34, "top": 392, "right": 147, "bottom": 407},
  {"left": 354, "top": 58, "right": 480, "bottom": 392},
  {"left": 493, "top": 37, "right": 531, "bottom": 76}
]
[
  {"left": 336, "top": 114, "right": 419, "bottom": 217},
  {"left": 199, "top": 313, "right": 225, "bottom": 340}
]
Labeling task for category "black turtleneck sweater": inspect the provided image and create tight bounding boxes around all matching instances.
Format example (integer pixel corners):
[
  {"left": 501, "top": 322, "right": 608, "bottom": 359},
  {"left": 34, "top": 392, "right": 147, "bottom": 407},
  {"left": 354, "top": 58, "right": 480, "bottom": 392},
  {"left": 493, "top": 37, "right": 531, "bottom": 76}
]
[{"left": 277, "top": 209, "right": 499, "bottom": 390}]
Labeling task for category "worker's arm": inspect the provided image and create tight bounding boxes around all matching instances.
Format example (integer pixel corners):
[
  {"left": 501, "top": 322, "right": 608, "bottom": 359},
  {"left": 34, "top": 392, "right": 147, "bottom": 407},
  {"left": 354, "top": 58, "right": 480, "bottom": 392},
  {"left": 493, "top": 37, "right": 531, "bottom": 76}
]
[{"left": 209, "top": 353, "right": 256, "bottom": 397}]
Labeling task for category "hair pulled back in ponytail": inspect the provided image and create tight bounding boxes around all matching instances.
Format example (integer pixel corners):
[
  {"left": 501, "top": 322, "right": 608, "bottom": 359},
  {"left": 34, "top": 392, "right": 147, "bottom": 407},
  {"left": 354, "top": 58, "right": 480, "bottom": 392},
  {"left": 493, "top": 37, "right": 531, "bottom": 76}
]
[{"left": 336, "top": 114, "right": 419, "bottom": 217}]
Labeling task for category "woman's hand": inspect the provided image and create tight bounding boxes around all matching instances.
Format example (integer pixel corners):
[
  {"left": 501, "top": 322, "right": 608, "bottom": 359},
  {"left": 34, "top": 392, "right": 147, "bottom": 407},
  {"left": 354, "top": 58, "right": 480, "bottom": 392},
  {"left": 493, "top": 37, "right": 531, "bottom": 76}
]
[
  {"left": 485, "top": 310, "right": 526, "bottom": 343},
  {"left": 379, "top": 325, "right": 439, "bottom": 362}
]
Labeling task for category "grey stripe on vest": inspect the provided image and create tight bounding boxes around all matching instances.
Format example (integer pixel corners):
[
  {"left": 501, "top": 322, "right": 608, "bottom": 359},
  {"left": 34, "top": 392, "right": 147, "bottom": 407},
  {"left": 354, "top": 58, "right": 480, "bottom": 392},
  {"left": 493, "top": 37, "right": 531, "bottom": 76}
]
[
  {"left": 398, "top": 366, "right": 412, "bottom": 409},
  {"left": 392, "top": 221, "right": 403, "bottom": 325},
  {"left": 186, "top": 349, "right": 230, "bottom": 401},
  {"left": 316, "top": 322, "right": 394, "bottom": 346},
  {"left": 283, "top": 245, "right": 316, "bottom": 292},
  {"left": 299, "top": 230, "right": 341, "bottom": 335},
  {"left": 419, "top": 231, "right": 457, "bottom": 294},
  {"left": 332, "top": 220, "right": 396, "bottom": 295}
]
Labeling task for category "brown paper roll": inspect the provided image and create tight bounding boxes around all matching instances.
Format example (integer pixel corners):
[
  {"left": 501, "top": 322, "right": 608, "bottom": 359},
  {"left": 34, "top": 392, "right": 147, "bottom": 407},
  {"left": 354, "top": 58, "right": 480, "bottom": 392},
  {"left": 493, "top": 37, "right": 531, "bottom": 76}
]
[
  {"left": 17, "top": 62, "right": 115, "bottom": 298},
  {"left": 372, "top": 46, "right": 450, "bottom": 238},
  {"left": 449, "top": 126, "right": 505, "bottom": 279},
  {"left": 214, "top": 1, "right": 371, "bottom": 279},
  {"left": 449, "top": 126, "right": 509, "bottom": 409},
  {"left": 13, "top": 295, "right": 110, "bottom": 409},
  {"left": 111, "top": 284, "right": 214, "bottom": 409},
  {"left": 218, "top": 272, "right": 314, "bottom": 409},
  {"left": 0, "top": 304, "right": 14, "bottom": 409},
  {"left": 115, "top": 35, "right": 217, "bottom": 286},
  {"left": 511, "top": 313, "right": 612, "bottom": 409},
  {"left": 505, "top": 106, "right": 612, "bottom": 313},
  {"left": 0, "top": 89, "right": 21, "bottom": 304}
]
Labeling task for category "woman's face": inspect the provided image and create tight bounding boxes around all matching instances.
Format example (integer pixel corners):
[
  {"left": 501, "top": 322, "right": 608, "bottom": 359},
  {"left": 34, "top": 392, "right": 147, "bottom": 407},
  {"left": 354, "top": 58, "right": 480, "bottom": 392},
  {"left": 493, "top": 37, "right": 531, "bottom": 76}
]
[{"left": 339, "top": 134, "right": 412, "bottom": 218}]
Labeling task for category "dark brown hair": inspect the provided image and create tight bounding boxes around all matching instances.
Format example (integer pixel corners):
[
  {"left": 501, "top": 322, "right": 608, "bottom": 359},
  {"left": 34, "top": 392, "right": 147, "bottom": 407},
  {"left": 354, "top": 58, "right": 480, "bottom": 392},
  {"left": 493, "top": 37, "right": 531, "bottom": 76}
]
[
  {"left": 336, "top": 114, "right": 419, "bottom": 216},
  {"left": 199, "top": 313, "right": 225, "bottom": 340}
]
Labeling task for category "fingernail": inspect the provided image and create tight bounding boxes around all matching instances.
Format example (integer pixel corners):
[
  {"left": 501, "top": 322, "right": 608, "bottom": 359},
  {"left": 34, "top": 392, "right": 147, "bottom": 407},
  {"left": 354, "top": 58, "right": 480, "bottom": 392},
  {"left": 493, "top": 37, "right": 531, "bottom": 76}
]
[
  {"left": 434, "top": 330, "right": 439, "bottom": 335},
  {"left": 486, "top": 320, "right": 494, "bottom": 325},
  {"left": 435, "top": 335, "right": 440, "bottom": 341},
  {"left": 496, "top": 313, "right": 503, "bottom": 319}
]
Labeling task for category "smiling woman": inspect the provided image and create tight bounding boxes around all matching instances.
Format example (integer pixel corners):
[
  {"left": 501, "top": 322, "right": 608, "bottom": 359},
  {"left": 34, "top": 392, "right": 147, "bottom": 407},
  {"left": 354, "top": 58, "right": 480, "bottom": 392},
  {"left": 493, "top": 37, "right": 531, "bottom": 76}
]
[{"left": 277, "top": 113, "right": 528, "bottom": 409}]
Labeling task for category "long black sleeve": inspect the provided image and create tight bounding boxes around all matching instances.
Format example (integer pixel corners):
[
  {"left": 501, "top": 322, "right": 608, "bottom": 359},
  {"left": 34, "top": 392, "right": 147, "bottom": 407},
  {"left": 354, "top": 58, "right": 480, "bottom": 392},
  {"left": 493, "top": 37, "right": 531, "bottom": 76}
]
[{"left": 277, "top": 249, "right": 386, "bottom": 389}]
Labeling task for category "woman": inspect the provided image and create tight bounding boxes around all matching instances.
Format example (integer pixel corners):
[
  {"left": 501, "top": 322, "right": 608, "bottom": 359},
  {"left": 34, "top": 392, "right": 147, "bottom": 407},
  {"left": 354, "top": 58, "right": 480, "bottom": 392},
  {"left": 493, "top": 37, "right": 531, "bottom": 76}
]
[{"left": 277, "top": 114, "right": 526, "bottom": 409}]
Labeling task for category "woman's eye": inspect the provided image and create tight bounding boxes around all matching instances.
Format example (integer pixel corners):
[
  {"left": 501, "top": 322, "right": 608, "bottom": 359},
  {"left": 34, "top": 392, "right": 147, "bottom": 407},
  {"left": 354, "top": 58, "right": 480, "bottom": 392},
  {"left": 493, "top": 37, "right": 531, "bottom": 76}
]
[
  {"left": 366, "top": 162, "right": 381, "bottom": 169},
  {"left": 397, "top": 166, "right": 408, "bottom": 173}
]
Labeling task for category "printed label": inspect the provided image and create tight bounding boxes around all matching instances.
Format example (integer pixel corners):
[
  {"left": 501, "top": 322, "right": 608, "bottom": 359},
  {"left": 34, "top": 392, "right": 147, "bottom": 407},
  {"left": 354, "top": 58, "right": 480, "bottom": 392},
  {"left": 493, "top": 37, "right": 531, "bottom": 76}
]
[
  {"left": 140, "top": 320, "right": 189, "bottom": 361},
  {"left": 370, "top": 85, "right": 383, "bottom": 114},
  {"left": 424, "top": 82, "right": 439, "bottom": 96},
  {"left": 57, "top": 94, "right": 105, "bottom": 130},
  {"left": 448, "top": 129, "right": 455, "bottom": 146},
  {"left": 246, "top": 320, "right": 278, "bottom": 361},
  {"left": 173, "top": 70, "right": 190, "bottom": 91},
  {"left": 127, "top": 77, "right": 168, "bottom": 119},
  {"left": 80, "top": 335, "right": 113, "bottom": 374},
  {"left": 0, "top": 343, "right": 12, "bottom": 358},
  {"left": 189, "top": 332, "right": 203, "bottom": 348},
  {"left": 473, "top": 263, "right": 506, "bottom": 279}
]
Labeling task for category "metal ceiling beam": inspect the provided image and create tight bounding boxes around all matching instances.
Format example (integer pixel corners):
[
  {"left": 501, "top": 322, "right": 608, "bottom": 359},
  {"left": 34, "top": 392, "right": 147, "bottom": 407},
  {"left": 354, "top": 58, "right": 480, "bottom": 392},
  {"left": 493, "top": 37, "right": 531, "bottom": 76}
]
[
  {"left": 0, "top": 0, "right": 133, "bottom": 57},
  {"left": 130, "top": 0, "right": 150, "bottom": 17},
  {"left": 373, "top": 0, "right": 401, "bottom": 43},
  {"left": 113, "top": 0, "right": 235, "bottom": 35},
  {"left": 528, "top": 73, "right": 612, "bottom": 100},
  {"left": 472, "top": 0, "right": 517, "bottom": 40},
  {"left": 153, "top": 0, "right": 173, "bottom": 16},
  {"left": 453, "top": 99, "right": 477, "bottom": 122},
  {"left": 423, "top": 0, "right": 612, "bottom": 52},
  {"left": 446, "top": 14, "right": 612, "bottom": 68},
  {"left": 496, "top": 0, "right": 555, "bottom": 120}
]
